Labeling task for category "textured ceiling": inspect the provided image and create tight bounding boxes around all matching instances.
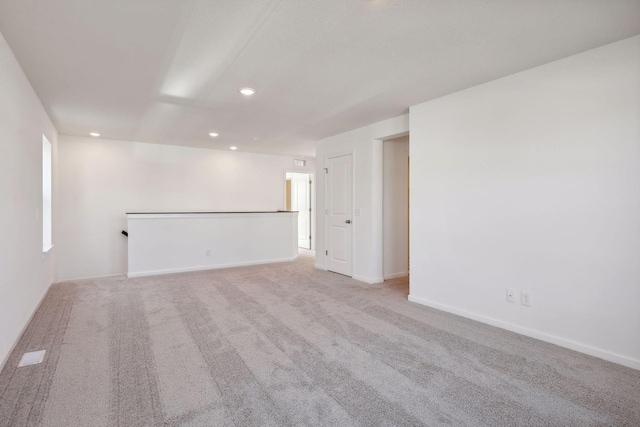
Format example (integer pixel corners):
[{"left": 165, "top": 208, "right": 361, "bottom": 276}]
[{"left": 1, "top": 0, "right": 639, "bottom": 157}]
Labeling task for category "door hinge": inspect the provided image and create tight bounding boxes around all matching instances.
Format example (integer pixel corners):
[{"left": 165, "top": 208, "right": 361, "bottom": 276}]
[
  {"left": 324, "top": 168, "right": 328, "bottom": 174},
  {"left": 309, "top": 207, "right": 311, "bottom": 212},
  {"left": 326, "top": 250, "right": 328, "bottom": 255}
]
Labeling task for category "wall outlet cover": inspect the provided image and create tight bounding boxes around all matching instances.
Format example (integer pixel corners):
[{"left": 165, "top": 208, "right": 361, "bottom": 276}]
[{"left": 521, "top": 291, "right": 531, "bottom": 307}]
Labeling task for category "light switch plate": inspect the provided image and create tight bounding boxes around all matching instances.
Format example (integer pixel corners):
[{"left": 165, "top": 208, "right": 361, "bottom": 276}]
[{"left": 521, "top": 291, "right": 531, "bottom": 307}]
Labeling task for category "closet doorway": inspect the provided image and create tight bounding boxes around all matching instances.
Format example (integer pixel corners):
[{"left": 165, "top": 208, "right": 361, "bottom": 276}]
[{"left": 383, "top": 135, "right": 410, "bottom": 279}]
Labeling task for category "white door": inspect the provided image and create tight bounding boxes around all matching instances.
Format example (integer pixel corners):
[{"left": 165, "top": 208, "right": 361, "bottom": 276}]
[
  {"left": 326, "top": 154, "right": 353, "bottom": 276},
  {"left": 291, "top": 173, "right": 311, "bottom": 249}
]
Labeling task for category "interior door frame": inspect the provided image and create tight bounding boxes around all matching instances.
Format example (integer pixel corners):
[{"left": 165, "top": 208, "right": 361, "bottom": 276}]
[
  {"left": 324, "top": 150, "right": 355, "bottom": 276},
  {"left": 283, "top": 170, "right": 315, "bottom": 251}
]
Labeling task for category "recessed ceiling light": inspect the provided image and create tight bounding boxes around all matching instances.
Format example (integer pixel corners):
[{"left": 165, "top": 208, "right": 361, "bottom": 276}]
[
  {"left": 209, "top": 132, "right": 219, "bottom": 137},
  {"left": 89, "top": 132, "right": 100, "bottom": 137},
  {"left": 229, "top": 146, "right": 238, "bottom": 150},
  {"left": 239, "top": 87, "right": 256, "bottom": 96}
]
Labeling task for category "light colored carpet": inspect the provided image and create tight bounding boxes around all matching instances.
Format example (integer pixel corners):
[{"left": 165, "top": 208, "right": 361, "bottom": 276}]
[{"left": 1, "top": 251, "right": 639, "bottom": 426}]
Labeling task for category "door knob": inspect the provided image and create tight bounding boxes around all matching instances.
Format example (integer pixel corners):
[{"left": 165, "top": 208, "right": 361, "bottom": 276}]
[{"left": 345, "top": 220, "right": 351, "bottom": 224}]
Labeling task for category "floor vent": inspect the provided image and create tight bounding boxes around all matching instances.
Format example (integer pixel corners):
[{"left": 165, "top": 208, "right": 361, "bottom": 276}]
[{"left": 18, "top": 350, "right": 46, "bottom": 367}]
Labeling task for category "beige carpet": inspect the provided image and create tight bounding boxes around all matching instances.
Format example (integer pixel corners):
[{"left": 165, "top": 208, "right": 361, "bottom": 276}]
[{"left": 1, "top": 252, "right": 639, "bottom": 426}]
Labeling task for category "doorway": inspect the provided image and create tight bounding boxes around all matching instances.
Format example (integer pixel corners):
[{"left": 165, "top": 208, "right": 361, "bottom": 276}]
[
  {"left": 383, "top": 136, "right": 410, "bottom": 279},
  {"left": 285, "top": 172, "right": 312, "bottom": 249}
]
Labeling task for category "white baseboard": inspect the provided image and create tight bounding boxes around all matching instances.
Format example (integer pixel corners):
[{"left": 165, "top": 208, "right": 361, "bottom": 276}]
[
  {"left": 314, "top": 265, "right": 383, "bottom": 284},
  {"left": 353, "top": 274, "right": 384, "bottom": 284},
  {"left": 383, "top": 271, "right": 408, "bottom": 280},
  {"left": 127, "top": 256, "right": 298, "bottom": 278},
  {"left": 407, "top": 294, "right": 640, "bottom": 371},
  {"left": 58, "top": 273, "right": 124, "bottom": 282},
  {"left": 0, "top": 280, "right": 54, "bottom": 373}
]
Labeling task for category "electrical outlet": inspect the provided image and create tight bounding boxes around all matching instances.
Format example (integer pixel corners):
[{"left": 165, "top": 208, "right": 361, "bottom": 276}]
[
  {"left": 506, "top": 288, "right": 516, "bottom": 303},
  {"left": 521, "top": 291, "right": 531, "bottom": 307}
]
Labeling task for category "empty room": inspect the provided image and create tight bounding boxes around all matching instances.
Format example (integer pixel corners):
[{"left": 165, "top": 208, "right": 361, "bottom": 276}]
[{"left": 1, "top": 1, "right": 639, "bottom": 426}]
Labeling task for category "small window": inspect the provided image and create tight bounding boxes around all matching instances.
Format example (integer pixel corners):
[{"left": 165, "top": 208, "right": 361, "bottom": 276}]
[{"left": 42, "top": 135, "right": 52, "bottom": 252}]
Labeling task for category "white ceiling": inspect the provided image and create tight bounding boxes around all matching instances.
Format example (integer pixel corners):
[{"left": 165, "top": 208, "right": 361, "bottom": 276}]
[{"left": 1, "top": 1, "right": 639, "bottom": 157}]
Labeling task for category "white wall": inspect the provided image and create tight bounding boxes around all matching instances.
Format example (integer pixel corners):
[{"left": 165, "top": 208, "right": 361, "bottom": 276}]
[
  {"left": 409, "top": 36, "right": 640, "bottom": 369},
  {"left": 57, "top": 136, "right": 315, "bottom": 280},
  {"left": 315, "top": 115, "right": 409, "bottom": 283},
  {"left": 127, "top": 212, "right": 298, "bottom": 277},
  {"left": 0, "top": 31, "right": 58, "bottom": 368},
  {"left": 383, "top": 136, "right": 409, "bottom": 279}
]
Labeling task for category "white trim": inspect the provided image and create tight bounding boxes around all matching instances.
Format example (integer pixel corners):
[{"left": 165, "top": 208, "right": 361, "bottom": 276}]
[
  {"left": 372, "top": 139, "right": 384, "bottom": 281},
  {"left": 0, "top": 280, "right": 54, "bottom": 372},
  {"left": 127, "top": 212, "right": 295, "bottom": 220},
  {"left": 407, "top": 294, "right": 640, "bottom": 371},
  {"left": 326, "top": 149, "right": 356, "bottom": 161},
  {"left": 351, "top": 151, "right": 356, "bottom": 279},
  {"left": 42, "top": 134, "right": 53, "bottom": 251},
  {"left": 42, "top": 244, "right": 54, "bottom": 253},
  {"left": 127, "top": 256, "right": 298, "bottom": 278},
  {"left": 353, "top": 274, "right": 384, "bottom": 284},
  {"left": 314, "top": 263, "right": 327, "bottom": 271},
  {"left": 383, "top": 271, "right": 408, "bottom": 280},
  {"left": 380, "top": 130, "right": 409, "bottom": 141},
  {"left": 323, "top": 159, "right": 327, "bottom": 271}
]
